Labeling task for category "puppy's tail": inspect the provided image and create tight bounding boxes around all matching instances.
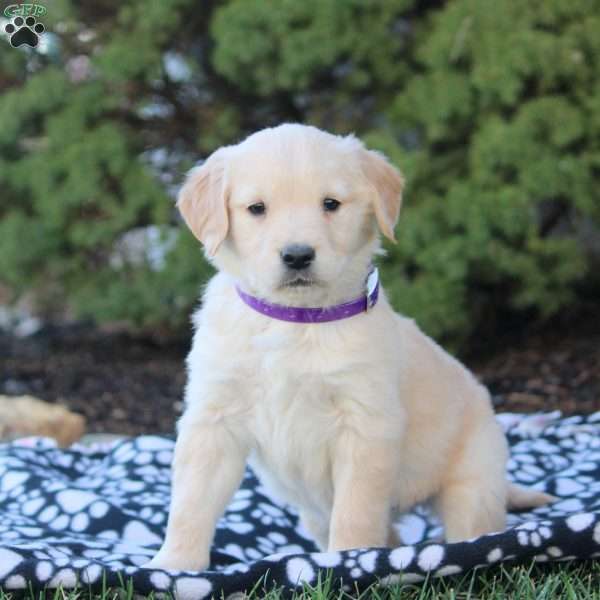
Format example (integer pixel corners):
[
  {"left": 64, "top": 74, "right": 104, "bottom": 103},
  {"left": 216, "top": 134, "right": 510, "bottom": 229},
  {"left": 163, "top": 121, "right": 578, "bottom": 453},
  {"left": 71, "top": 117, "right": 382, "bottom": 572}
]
[{"left": 507, "top": 482, "right": 557, "bottom": 510}]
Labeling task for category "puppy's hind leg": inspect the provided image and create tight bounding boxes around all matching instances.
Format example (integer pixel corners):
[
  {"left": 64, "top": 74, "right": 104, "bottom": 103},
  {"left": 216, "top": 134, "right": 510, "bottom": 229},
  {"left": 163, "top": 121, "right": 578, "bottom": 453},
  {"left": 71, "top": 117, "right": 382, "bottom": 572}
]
[
  {"left": 437, "top": 478, "right": 507, "bottom": 542},
  {"left": 299, "top": 508, "right": 329, "bottom": 550},
  {"left": 436, "top": 422, "right": 509, "bottom": 542}
]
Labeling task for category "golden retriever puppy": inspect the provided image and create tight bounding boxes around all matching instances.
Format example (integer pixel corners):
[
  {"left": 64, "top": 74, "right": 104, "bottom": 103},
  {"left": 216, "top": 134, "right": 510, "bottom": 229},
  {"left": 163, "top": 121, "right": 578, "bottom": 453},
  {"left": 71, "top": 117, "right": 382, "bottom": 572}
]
[{"left": 147, "top": 124, "right": 553, "bottom": 571}]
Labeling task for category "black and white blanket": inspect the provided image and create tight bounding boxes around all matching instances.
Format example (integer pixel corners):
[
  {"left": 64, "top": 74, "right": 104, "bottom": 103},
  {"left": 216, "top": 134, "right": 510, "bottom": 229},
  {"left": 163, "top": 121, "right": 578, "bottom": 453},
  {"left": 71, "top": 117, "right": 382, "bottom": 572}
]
[{"left": 0, "top": 412, "right": 598, "bottom": 599}]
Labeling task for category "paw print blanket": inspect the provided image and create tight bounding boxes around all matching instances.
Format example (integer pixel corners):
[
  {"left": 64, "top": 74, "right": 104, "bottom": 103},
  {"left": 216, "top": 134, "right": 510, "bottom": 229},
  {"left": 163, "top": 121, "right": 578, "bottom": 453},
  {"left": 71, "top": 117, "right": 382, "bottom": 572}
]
[{"left": 0, "top": 412, "right": 598, "bottom": 599}]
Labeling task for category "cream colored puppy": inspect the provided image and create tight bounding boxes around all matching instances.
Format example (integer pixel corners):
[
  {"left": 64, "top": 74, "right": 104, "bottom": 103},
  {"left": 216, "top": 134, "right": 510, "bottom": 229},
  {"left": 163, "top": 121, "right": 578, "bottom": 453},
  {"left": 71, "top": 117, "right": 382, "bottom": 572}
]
[{"left": 147, "top": 124, "right": 552, "bottom": 571}]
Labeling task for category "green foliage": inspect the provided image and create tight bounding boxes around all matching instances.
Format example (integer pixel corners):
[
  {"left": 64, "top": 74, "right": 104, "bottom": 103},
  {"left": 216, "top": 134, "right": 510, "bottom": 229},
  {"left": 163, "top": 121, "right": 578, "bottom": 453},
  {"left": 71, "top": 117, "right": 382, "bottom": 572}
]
[
  {"left": 0, "top": 0, "right": 598, "bottom": 344},
  {"left": 373, "top": 0, "right": 600, "bottom": 342},
  {"left": 0, "top": 1, "right": 212, "bottom": 328},
  {"left": 212, "top": 0, "right": 409, "bottom": 96}
]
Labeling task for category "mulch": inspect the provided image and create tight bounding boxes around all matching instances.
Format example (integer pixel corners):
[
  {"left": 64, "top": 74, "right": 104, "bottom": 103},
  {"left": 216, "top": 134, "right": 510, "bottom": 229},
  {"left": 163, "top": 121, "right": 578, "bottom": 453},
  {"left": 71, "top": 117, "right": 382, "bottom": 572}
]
[
  {"left": 0, "top": 311, "right": 599, "bottom": 436},
  {"left": 0, "top": 324, "right": 188, "bottom": 436},
  {"left": 470, "top": 308, "right": 600, "bottom": 416}
]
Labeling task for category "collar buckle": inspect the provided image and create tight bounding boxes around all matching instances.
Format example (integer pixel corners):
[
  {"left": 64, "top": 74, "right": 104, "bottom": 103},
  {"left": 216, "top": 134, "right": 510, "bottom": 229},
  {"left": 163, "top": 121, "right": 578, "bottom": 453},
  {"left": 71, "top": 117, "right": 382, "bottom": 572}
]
[{"left": 365, "top": 267, "right": 379, "bottom": 313}]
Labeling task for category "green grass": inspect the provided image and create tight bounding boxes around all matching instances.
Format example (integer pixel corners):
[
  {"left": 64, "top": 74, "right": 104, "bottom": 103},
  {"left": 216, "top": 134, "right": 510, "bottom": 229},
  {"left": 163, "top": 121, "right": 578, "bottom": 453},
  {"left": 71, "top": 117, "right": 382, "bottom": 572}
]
[{"left": 2, "top": 561, "right": 599, "bottom": 599}]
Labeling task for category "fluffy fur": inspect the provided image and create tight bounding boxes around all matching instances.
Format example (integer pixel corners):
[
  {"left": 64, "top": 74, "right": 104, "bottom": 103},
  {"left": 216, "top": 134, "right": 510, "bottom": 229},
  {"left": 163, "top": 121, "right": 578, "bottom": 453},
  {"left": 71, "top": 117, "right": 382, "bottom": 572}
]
[{"left": 147, "top": 124, "right": 553, "bottom": 571}]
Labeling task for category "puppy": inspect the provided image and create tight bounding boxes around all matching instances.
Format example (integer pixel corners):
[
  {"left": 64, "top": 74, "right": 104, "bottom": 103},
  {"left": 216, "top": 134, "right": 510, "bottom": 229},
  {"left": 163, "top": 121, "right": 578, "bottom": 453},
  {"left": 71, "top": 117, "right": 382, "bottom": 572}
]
[{"left": 147, "top": 124, "right": 553, "bottom": 571}]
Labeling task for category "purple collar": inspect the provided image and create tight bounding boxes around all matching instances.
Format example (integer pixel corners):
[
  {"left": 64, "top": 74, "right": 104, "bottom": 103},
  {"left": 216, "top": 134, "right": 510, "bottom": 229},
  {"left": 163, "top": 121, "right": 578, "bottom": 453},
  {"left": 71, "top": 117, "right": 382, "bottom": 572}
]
[{"left": 235, "top": 268, "right": 379, "bottom": 323}]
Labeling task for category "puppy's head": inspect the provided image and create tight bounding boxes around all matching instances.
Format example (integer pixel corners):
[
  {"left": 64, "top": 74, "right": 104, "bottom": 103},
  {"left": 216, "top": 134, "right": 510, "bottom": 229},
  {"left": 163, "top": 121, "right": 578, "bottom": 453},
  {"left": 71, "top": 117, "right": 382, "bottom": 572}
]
[{"left": 178, "top": 124, "right": 404, "bottom": 305}]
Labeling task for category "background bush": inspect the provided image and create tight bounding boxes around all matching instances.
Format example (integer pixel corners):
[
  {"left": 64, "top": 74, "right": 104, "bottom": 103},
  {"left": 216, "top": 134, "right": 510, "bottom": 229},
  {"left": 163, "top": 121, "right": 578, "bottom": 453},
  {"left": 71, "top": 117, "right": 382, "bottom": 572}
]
[{"left": 1, "top": 0, "right": 598, "bottom": 346}]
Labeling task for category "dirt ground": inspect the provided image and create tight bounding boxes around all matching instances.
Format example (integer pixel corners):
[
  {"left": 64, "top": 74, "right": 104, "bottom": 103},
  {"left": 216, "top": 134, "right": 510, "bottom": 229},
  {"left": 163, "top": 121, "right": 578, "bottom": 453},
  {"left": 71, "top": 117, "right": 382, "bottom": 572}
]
[{"left": 1, "top": 309, "right": 599, "bottom": 437}]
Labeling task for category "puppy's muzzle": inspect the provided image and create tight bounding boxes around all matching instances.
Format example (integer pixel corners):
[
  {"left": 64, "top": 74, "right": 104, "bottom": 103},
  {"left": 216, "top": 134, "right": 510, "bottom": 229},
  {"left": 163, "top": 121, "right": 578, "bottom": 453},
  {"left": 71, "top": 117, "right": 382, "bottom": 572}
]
[{"left": 280, "top": 244, "right": 315, "bottom": 271}]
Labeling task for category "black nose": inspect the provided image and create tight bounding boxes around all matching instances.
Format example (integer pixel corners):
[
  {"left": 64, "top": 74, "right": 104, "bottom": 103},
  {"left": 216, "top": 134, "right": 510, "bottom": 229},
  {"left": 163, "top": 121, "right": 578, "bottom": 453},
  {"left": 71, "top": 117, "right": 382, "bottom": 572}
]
[{"left": 280, "top": 244, "right": 315, "bottom": 270}]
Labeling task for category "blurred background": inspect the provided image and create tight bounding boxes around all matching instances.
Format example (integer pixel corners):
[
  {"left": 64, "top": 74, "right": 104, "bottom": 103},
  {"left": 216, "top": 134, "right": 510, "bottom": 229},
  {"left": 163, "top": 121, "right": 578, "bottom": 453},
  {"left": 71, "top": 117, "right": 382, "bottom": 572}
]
[{"left": 0, "top": 0, "right": 599, "bottom": 439}]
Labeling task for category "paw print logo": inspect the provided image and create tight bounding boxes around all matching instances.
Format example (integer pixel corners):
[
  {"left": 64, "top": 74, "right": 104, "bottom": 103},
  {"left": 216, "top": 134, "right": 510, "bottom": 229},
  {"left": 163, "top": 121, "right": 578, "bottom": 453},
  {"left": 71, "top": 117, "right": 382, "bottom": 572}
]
[
  {"left": 5, "top": 16, "right": 44, "bottom": 48},
  {"left": 516, "top": 520, "right": 553, "bottom": 547}
]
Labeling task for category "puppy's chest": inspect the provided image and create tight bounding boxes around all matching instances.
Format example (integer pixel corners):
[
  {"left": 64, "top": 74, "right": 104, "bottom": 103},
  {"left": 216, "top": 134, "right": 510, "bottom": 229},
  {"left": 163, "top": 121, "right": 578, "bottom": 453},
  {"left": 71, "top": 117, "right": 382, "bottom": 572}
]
[
  {"left": 247, "top": 379, "right": 338, "bottom": 510},
  {"left": 244, "top": 337, "right": 350, "bottom": 506},
  {"left": 250, "top": 353, "right": 341, "bottom": 450}
]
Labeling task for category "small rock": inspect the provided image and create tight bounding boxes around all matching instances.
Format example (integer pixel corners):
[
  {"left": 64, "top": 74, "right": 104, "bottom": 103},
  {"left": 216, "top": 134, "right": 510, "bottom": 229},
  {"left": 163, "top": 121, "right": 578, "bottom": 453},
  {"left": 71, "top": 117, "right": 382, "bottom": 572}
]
[
  {"left": 0, "top": 290, "right": 43, "bottom": 337},
  {"left": 110, "top": 407, "right": 127, "bottom": 420},
  {"left": 0, "top": 395, "right": 86, "bottom": 446}
]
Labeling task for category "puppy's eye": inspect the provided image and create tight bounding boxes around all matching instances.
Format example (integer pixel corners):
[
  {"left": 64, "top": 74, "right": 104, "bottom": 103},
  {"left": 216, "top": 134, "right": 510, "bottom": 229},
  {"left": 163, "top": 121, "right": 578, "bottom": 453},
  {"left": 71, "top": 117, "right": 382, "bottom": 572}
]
[
  {"left": 323, "top": 197, "right": 341, "bottom": 212},
  {"left": 247, "top": 202, "right": 266, "bottom": 216}
]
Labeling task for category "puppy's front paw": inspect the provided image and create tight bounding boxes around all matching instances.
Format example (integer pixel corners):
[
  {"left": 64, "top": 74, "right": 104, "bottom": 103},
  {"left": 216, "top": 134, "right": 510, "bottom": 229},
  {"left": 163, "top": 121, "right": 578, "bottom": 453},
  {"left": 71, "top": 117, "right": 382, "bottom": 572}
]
[{"left": 143, "top": 548, "right": 209, "bottom": 572}]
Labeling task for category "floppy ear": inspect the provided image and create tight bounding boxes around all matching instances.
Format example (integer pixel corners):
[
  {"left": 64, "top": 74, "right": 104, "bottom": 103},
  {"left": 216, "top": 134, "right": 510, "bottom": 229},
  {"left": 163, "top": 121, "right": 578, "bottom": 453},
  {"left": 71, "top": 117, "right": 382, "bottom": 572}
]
[
  {"left": 177, "top": 147, "right": 231, "bottom": 257},
  {"left": 360, "top": 149, "right": 404, "bottom": 242}
]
